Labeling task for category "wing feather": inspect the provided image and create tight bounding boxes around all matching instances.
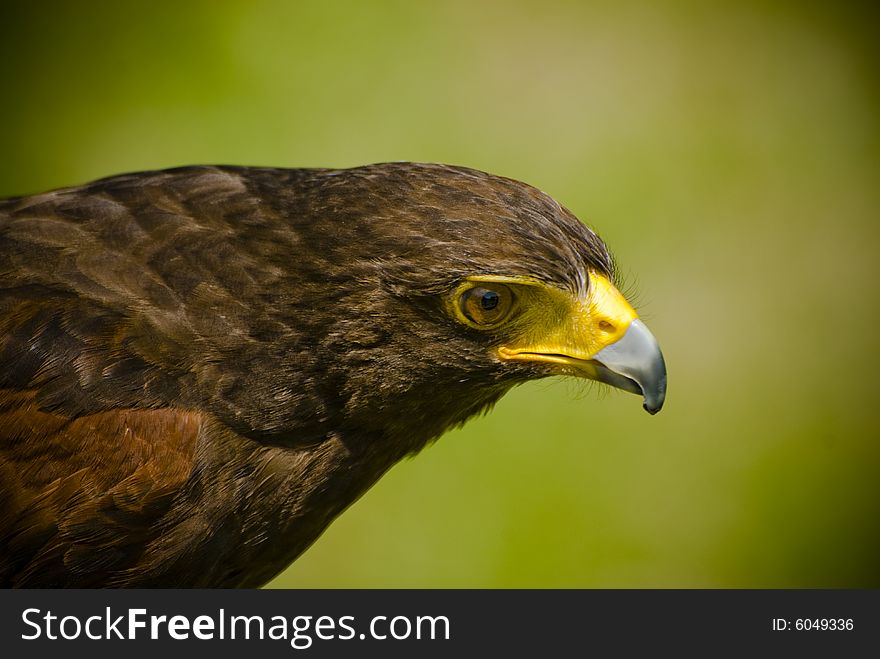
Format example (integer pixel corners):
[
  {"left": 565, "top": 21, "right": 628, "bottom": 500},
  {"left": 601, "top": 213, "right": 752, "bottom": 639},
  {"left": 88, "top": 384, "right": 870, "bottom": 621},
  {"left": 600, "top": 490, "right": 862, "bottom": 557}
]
[{"left": 0, "top": 390, "right": 202, "bottom": 586}]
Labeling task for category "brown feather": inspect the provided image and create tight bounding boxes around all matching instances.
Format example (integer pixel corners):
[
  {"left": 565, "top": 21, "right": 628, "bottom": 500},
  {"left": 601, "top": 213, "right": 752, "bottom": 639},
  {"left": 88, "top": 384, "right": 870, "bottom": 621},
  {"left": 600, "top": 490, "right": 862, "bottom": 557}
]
[{"left": 0, "top": 163, "right": 617, "bottom": 586}]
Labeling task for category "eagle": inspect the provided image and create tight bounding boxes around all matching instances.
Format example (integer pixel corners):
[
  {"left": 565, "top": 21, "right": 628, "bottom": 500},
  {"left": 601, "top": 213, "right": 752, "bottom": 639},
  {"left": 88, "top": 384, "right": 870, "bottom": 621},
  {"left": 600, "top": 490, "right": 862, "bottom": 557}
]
[{"left": 0, "top": 163, "right": 666, "bottom": 587}]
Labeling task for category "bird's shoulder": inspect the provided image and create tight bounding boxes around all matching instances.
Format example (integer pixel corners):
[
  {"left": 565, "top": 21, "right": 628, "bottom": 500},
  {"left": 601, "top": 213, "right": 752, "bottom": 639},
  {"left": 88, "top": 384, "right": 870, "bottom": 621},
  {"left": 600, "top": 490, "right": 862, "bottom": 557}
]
[{"left": 0, "top": 389, "right": 205, "bottom": 586}]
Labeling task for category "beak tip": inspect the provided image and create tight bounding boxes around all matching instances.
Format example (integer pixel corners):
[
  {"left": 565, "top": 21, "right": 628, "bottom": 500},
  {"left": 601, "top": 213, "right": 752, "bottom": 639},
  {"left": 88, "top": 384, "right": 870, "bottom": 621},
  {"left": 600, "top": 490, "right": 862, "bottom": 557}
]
[
  {"left": 643, "top": 402, "right": 661, "bottom": 415},
  {"left": 642, "top": 375, "right": 666, "bottom": 415}
]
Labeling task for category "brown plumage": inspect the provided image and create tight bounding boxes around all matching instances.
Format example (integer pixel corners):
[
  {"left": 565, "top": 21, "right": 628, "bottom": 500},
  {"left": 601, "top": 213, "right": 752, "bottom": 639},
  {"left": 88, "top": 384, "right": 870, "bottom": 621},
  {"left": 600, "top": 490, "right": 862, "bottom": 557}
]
[{"left": 0, "top": 163, "right": 665, "bottom": 587}]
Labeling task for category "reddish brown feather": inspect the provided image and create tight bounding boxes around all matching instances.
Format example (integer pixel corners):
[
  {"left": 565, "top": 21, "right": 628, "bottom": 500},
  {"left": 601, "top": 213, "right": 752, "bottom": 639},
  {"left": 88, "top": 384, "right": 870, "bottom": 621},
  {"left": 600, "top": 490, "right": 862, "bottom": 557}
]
[{"left": 0, "top": 390, "right": 201, "bottom": 586}]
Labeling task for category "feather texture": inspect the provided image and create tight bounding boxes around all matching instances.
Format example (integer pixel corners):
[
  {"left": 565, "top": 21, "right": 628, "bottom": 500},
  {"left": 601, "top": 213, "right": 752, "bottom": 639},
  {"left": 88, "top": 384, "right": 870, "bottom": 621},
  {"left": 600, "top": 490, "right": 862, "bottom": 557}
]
[{"left": 0, "top": 163, "right": 614, "bottom": 586}]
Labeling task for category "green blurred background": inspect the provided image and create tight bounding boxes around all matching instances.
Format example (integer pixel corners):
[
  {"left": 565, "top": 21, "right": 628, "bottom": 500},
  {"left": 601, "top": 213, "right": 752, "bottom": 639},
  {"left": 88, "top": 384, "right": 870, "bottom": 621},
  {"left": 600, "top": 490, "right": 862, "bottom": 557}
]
[{"left": 2, "top": 0, "right": 878, "bottom": 587}]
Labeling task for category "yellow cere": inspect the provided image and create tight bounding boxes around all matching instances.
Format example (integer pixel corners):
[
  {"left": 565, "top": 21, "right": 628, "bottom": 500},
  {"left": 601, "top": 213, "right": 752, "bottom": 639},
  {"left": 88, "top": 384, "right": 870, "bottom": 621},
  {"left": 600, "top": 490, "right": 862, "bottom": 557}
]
[
  {"left": 492, "top": 271, "right": 638, "bottom": 366},
  {"left": 584, "top": 271, "right": 638, "bottom": 348}
]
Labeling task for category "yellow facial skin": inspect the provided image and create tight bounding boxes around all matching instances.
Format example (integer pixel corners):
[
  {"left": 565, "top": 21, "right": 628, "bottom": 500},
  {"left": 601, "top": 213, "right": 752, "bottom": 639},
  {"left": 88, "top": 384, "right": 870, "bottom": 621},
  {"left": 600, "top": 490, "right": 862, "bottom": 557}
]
[
  {"left": 450, "top": 271, "right": 635, "bottom": 365},
  {"left": 449, "top": 271, "right": 666, "bottom": 412},
  {"left": 497, "top": 271, "right": 637, "bottom": 366}
]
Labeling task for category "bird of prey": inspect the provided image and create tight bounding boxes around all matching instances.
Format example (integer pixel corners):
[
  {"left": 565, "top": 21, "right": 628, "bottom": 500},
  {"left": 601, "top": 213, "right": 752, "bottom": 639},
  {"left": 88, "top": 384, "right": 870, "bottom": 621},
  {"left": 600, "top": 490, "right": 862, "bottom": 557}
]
[{"left": 0, "top": 163, "right": 666, "bottom": 587}]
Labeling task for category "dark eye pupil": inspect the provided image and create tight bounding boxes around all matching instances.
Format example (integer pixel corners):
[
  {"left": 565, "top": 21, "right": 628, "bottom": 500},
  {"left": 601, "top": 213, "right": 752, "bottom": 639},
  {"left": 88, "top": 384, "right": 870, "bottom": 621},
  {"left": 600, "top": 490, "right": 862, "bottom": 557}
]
[
  {"left": 458, "top": 285, "right": 511, "bottom": 326},
  {"left": 480, "top": 291, "right": 500, "bottom": 310}
]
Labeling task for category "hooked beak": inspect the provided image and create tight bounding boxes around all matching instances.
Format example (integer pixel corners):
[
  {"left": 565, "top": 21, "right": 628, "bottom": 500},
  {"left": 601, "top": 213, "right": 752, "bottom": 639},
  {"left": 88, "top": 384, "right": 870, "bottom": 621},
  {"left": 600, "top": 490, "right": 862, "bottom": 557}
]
[
  {"left": 589, "top": 319, "right": 667, "bottom": 414},
  {"left": 497, "top": 271, "right": 667, "bottom": 414}
]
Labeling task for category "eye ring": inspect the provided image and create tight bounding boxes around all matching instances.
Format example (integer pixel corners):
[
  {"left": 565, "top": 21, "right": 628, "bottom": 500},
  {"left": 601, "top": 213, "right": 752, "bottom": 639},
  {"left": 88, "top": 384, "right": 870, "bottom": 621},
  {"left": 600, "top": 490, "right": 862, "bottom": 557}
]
[{"left": 459, "top": 284, "right": 513, "bottom": 327}]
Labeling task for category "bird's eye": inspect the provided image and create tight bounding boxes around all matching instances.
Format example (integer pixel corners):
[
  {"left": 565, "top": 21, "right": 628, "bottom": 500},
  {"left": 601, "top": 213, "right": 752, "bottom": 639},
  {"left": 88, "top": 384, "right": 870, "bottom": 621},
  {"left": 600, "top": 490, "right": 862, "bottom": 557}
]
[{"left": 459, "top": 285, "right": 513, "bottom": 327}]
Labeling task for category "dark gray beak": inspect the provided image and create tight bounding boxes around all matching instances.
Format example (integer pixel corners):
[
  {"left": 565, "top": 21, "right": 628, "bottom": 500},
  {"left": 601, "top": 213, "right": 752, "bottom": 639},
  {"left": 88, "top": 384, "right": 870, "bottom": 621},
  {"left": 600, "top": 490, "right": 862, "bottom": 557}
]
[{"left": 591, "top": 319, "right": 667, "bottom": 414}]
